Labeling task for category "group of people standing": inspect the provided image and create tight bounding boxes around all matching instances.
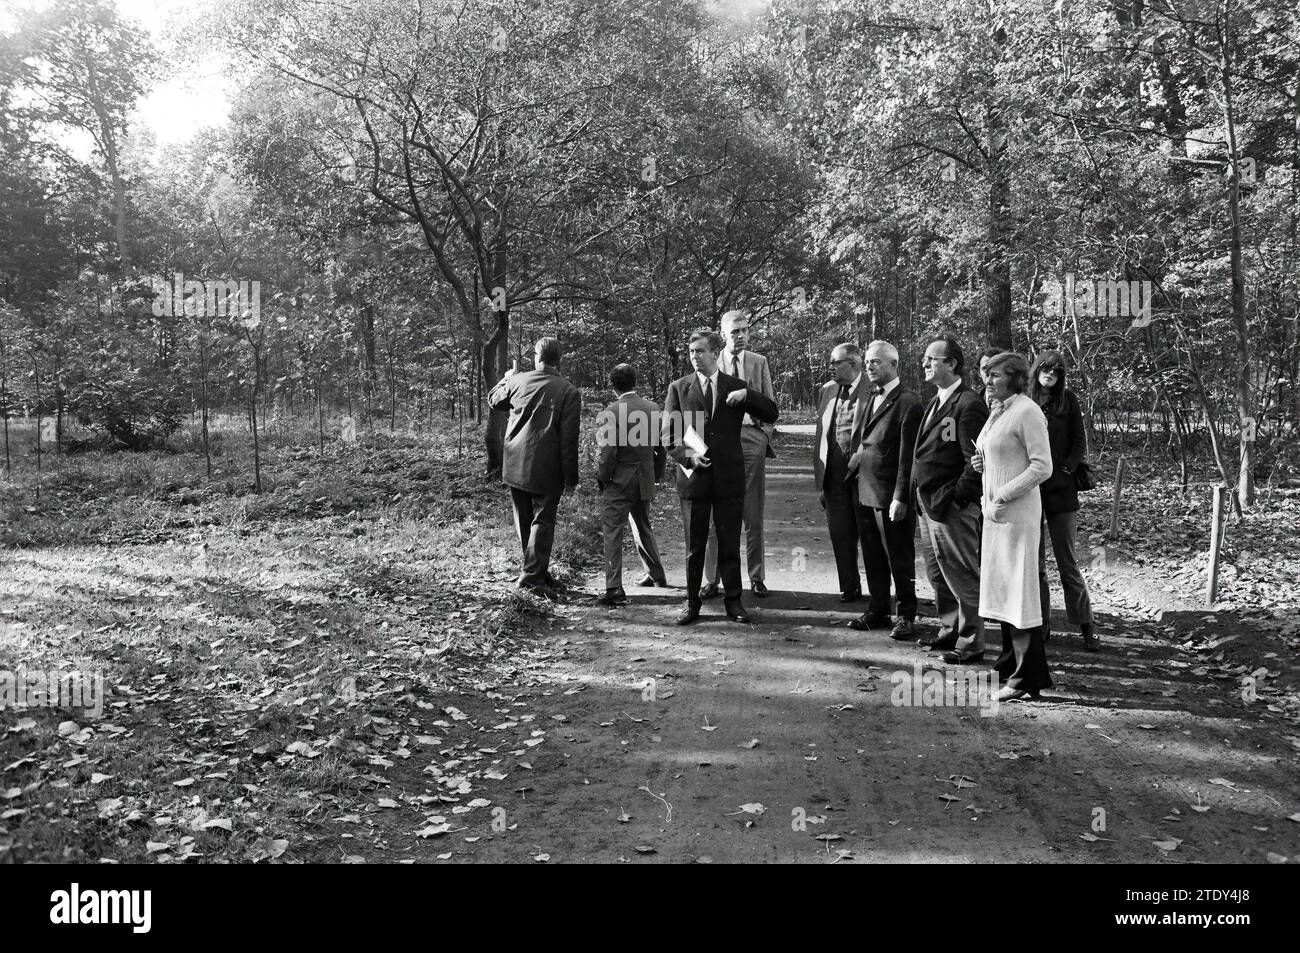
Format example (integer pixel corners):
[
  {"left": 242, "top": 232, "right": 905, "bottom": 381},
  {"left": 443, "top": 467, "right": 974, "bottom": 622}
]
[{"left": 488, "top": 315, "right": 1098, "bottom": 703}]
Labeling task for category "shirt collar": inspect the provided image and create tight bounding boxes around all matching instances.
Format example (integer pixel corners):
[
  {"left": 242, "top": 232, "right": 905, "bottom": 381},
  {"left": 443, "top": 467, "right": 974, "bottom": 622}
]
[
  {"left": 617, "top": 390, "right": 637, "bottom": 400},
  {"left": 839, "top": 372, "right": 863, "bottom": 394},
  {"left": 935, "top": 379, "right": 961, "bottom": 405},
  {"left": 876, "top": 377, "right": 900, "bottom": 396}
]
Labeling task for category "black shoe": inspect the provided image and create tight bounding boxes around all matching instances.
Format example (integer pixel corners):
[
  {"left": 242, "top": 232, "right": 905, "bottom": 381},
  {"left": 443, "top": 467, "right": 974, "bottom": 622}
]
[
  {"left": 700, "top": 582, "right": 721, "bottom": 599},
  {"left": 849, "top": 613, "right": 891, "bottom": 631},
  {"left": 638, "top": 575, "right": 669, "bottom": 588},
  {"left": 676, "top": 603, "right": 701, "bottom": 625},
  {"left": 1081, "top": 624, "right": 1101, "bottom": 652},
  {"left": 751, "top": 581, "right": 769, "bottom": 598},
  {"left": 725, "top": 602, "right": 752, "bottom": 624},
  {"left": 890, "top": 619, "right": 917, "bottom": 641},
  {"left": 941, "top": 650, "right": 985, "bottom": 665},
  {"left": 519, "top": 583, "right": 558, "bottom": 602},
  {"left": 919, "top": 632, "right": 958, "bottom": 650},
  {"left": 840, "top": 589, "right": 862, "bottom": 603},
  {"left": 597, "top": 589, "right": 628, "bottom": 607}
]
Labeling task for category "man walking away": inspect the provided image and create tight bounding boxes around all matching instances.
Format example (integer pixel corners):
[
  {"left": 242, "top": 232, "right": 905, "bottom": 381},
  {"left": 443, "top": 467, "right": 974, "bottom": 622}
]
[{"left": 488, "top": 337, "right": 580, "bottom": 600}]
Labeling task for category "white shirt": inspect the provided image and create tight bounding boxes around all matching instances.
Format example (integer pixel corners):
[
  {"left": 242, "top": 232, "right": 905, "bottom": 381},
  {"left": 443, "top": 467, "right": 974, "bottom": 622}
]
[
  {"left": 868, "top": 376, "right": 900, "bottom": 416},
  {"left": 696, "top": 371, "right": 720, "bottom": 413},
  {"left": 928, "top": 379, "right": 960, "bottom": 426},
  {"left": 617, "top": 390, "right": 637, "bottom": 400}
]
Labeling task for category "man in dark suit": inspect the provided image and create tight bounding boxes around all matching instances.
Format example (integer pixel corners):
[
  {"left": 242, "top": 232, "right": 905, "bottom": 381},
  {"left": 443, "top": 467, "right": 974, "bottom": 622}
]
[
  {"left": 813, "top": 343, "right": 870, "bottom": 602},
  {"left": 595, "top": 363, "right": 669, "bottom": 606},
  {"left": 912, "top": 336, "right": 989, "bottom": 662},
  {"left": 488, "top": 337, "right": 580, "bottom": 600},
  {"left": 703, "top": 309, "right": 779, "bottom": 598},
  {"left": 848, "top": 340, "right": 923, "bottom": 638},
  {"left": 663, "top": 329, "right": 779, "bottom": 625}
]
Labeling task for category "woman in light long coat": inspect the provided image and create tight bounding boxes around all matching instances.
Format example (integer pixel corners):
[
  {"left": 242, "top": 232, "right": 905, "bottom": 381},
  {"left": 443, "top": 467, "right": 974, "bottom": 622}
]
[{"left": 972, "top": 352, "right": 1054, "bottom": 700}]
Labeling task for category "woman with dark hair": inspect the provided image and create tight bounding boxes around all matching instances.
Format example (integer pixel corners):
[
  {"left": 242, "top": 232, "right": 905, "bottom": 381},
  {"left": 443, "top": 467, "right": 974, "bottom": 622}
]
[
  {"left": 971, "top": 352, "right": 1054, "bottom": 701},
  {"left": 1030, "top": 350, "right": 1099, "bottom": 652}
]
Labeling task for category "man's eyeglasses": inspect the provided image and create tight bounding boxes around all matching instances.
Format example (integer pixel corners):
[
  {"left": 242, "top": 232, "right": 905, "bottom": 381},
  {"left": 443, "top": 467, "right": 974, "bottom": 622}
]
[
  {"left": 829, "top": 358, "right": 857, "bottom": 366},
  {"left": 921, "top": 355, "right": 951, "bottom": 365}
]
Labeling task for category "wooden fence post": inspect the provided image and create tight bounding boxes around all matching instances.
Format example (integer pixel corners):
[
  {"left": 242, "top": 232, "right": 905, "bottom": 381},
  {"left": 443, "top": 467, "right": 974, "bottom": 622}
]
[
  {"left": 1106, "top": 456, "right": 1127, "bottom": 540},
  {"left": 1207, "top": 484, "right": 1227, "bottom": 606}
]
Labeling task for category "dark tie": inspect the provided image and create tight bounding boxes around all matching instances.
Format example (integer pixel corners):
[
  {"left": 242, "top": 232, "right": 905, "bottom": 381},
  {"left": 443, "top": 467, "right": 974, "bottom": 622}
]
[
  {"left": 924, "top": 396, "right": 938, "bottom": 429},
  {"left": 703, "top": 378, "right": 713, "bottom": 420},
  {"left": 732, "top": 355, "right": 741, "bottom": 378}
]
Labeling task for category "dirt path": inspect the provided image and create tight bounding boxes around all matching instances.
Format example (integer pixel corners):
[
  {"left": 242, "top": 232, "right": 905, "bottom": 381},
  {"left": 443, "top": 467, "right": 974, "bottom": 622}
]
[{"left": 393, "top": 429, "right": 1298, "bottom": 864}]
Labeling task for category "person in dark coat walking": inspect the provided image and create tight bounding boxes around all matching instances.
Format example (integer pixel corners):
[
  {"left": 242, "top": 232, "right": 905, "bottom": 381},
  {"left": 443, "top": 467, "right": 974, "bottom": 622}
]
[
  {"left": 488, "top": 337, "right": 581, "bottom": 600},
  {"left": 1030, "top": 350, "right": 1099, "bottom": 652}
]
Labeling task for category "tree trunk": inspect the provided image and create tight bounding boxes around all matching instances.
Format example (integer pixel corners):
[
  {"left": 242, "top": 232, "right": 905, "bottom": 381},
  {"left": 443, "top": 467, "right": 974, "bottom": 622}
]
[
  {"left": 1219, "top": 40, "right": 1254, "bottom": 508},
  {"left": 984, "top": 115, "right": 1012, "bottom": 349}
]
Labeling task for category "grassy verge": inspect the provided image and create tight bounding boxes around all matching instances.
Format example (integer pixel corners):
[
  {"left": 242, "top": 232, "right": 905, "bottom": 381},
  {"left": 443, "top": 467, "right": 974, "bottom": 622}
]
[{"left": 0, "top": 414, "right": 601, "bottom": 863}]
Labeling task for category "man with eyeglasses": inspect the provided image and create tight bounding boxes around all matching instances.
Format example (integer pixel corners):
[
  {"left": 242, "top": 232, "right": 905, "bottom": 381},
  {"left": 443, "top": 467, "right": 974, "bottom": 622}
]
[
  {"left": 814, "top": 343, "right": 870, "bottom": 602},
  {"left": 911, "top": 336, "right": 989, "bottom": 662}
]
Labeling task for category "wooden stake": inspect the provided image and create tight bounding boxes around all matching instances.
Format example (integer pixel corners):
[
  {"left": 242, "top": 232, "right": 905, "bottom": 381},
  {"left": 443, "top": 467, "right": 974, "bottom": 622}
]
[
  {"left": 1207, "top": 484, "right": 1227, "bottom": 606},
  {"left": 1106, "top": 456, "right": 1127, "bottom": 540}
]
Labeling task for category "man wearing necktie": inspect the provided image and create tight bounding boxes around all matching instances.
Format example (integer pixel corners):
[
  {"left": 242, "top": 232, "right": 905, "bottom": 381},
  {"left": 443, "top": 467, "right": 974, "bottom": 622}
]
[
  {"left": 847, "top": 340, "right": 923, "bottom": 638},
  {"left": 663, "top": 328, "right": 779, "bottom": 625},
  {"left": 813, "top": 343, "right": 870, "bottom": 601},
  {"left": 702, "top": 310, "right": 778, "bottom": 599},
  {"left": 911, "top": 336, "right": 989, "bottom": 662}
]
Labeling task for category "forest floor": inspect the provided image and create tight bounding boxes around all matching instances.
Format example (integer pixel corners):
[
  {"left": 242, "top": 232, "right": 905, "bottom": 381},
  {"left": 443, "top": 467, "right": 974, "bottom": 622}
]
[{"left": 0, "top": 421, "right": 1297, "bottom": 863}]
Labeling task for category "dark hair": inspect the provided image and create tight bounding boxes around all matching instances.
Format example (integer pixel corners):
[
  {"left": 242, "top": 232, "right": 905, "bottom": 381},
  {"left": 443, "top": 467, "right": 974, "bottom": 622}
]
[
  {"left": 536, "top": 337, "right": 563, "bottom": 366},
  {"left": 610, "top": 363, "right": 636, "bottom": 392},
  {"left": 984, "top": 351, "right": 1030, "bottom": 394},
  {"left": 979, "top": 346, "right": 1005, "bottom": 364},
  {"left": 688, "top": 328, "right": 723, "bottom": 354},
  {"left": 1030, "top": 350, "right": 1068, "bottom": 415},
  {"left": 928, "top": 336, "right": 965, "bottom": 375},
  {"left": 833, "top": 342, "right": 862, "bottom": 359}
]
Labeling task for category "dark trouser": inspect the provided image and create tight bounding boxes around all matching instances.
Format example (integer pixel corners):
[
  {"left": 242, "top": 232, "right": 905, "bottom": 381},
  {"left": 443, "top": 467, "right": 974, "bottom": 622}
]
[
  {"left": 823, "top": 448, "right": 862, "bottom": 595},
  {"left": 856, "top": 502, "right": 917, "bottom": 620},
  {"left": 602, "top": 486, "right": 666, "bottom": 591},
  {"left": 705, "top": 426, "right": 769, "bottom": 585},
  {"left": 993, "top": 621, "right": 1054, "bottom": 692},
  {"left": 681, "top": 496, "right": 743, "bottom": 606},
  {"left": 510, "top": 487, "right": 560, "bottom": 589},
  {"left": 1038, "top": 510, "right": 1094, "bottom": 637},
  {"left": 917, "top": 502, "right": 985, "bottom": 655}
]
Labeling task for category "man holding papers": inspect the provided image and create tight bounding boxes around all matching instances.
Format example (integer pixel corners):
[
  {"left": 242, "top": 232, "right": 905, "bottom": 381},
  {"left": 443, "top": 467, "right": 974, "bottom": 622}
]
[{"left": 663, "top": 329, "right": 779, "bottom": 625}]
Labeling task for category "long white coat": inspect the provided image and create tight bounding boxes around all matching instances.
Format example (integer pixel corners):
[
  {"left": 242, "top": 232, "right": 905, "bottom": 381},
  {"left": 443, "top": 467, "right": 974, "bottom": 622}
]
[{"left": 976, "top": 394, "right": 1053, "bottom": 629}]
